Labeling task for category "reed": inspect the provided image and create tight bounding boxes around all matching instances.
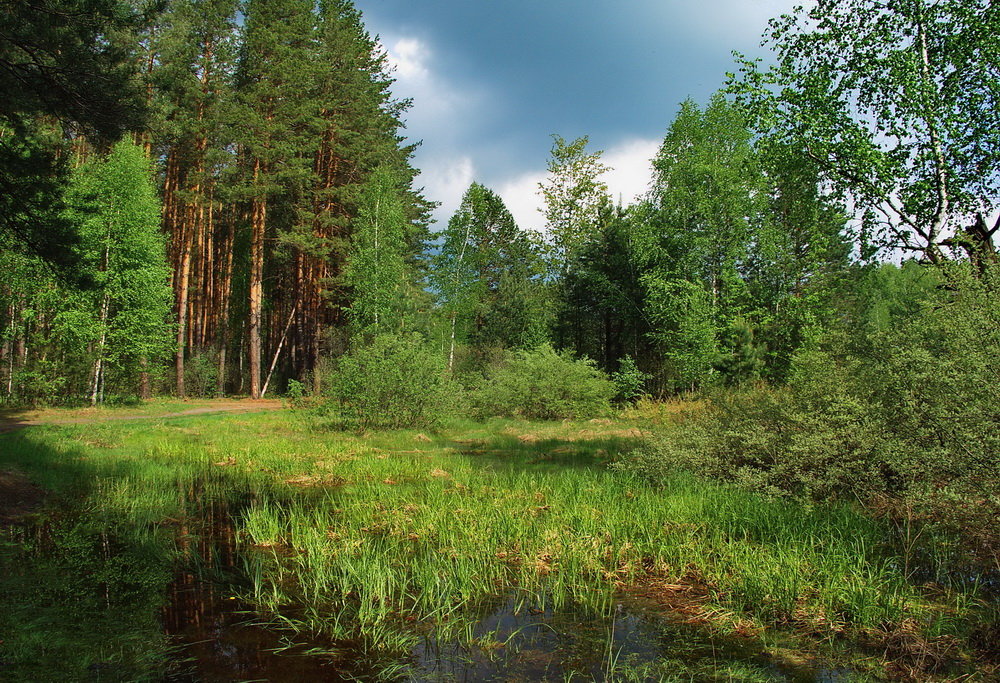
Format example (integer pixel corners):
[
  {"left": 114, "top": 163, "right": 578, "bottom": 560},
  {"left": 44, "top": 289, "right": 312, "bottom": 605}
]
[{"left": 0, "top": 410, "right": 990, "bottom": 678}]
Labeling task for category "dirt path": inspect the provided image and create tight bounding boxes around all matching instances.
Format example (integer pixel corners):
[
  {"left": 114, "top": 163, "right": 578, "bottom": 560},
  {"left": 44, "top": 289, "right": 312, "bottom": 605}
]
[{"left": 0, "top": 400, "right": 284, "bottom": 434}]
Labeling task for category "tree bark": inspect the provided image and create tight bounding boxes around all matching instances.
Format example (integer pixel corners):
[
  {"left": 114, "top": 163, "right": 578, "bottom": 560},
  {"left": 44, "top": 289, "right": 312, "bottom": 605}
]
[
  {"left": 249, "top": 159, "right": 266, "bottom": 399},
  {"left": 175, "top": 218, "right": 192, "bottom": 398}
]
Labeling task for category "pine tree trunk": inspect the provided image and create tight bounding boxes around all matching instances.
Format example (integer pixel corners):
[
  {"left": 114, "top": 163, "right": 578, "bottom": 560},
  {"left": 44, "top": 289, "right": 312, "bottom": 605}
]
[
  {"left": 249, "top": 160, "right": 266, "bottom": 399},
  {"left": 216, "top": 208, "right": 235, "bottom": 397},
  {"left": 175, "top": 219, "right": 192, "bottom": 398}
]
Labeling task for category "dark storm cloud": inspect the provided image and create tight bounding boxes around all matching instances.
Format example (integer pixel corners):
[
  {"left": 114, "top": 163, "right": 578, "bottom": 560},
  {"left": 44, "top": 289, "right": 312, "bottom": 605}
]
[{"left": 355, "top": 0, "right": 797, "bottom": 228}]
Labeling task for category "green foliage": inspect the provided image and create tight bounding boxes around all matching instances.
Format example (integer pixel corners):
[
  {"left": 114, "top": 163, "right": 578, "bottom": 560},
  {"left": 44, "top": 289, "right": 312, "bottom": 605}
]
[
  {"left": 730, "top": 0, "right": 1000, "bottom": 263},
  {"left": 8, "top": 364, "right": 70, "bottom": 407},
  {"left": 322, "top": 333, "right": 451, "bottom": 430},
  {"left": 344, "top": 166, "right": 410, "bottom": 334},
  {"left": 0, "top": 141, "right": 171, "bottom": 405},
  {"left": 182, "top": 352, "right": 220, "bottom": 398},
  {"left": 865, "top": 265, "right": 1000, "bottom": 495},
  {"left": 539, "top": 134, "right": 610, "bottom": 272},
  {"left": 714, "top": 318, "right": 764, "bottom": 385},
  {"left": 433, "top": 183, "right": 550, "bottom": 365},
  {"left": 643, "top": 277, "right": 718, "bottom": 391},
  {"left": 556, "top": 204, "right": 651, "bottom": 372},
  {"left": 627, "top": 348, "right": 890, "bottom": 500},
  {"left": 0, "top": 0, "right": 148, "bottom": 274},
  {"left": 610, "top": 356, "right": 649, "bottom": 405},
  {"left": 66, "top": 140, "right": 173, "bottom": 402},
  {"left": 625, "top": 263, "right": 1000, "bottom": 564},
  {"left": 470, "top": 345, "right": 614, "bottom": 420},
  {"left": 285, "top": 377, "right": 305, "bottom": 406}
]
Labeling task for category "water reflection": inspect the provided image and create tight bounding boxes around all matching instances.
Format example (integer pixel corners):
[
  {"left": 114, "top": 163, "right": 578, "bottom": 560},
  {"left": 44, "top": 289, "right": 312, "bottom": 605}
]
[
  {"left": 160, "top": 489, "right": 860, "bottom": 681},
  {"left": 414, "top": 599, "right": 856, "bottom": 682}
]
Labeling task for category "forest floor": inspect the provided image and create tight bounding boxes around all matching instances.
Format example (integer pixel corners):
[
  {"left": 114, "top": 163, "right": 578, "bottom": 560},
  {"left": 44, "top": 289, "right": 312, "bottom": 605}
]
[
  {"left": 0, "top": 397, "right": 283, "bottom": 433},
  {"left": 0, "top": 408, "right": 993, "bottom": 681}
]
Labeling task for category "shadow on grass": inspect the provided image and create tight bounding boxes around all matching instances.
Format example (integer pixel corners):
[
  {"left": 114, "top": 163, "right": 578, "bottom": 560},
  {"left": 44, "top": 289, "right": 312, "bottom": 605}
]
[
  {"left": 0, "top": 427, "right": 351, "bottom": 682},
  {"left": 449, "top": 432, "right": 644, "bottom": 470}
]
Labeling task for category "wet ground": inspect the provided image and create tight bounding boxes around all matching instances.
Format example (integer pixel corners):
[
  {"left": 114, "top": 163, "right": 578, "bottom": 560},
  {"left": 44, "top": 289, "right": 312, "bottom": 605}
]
[
  {"left": 158, "top": 501, "right": 861, "bottom": 682},
  {"left": 161, "top": 579, "right": 859, "bottom": 681},
  {"left": 2, "top": 458, "right": 869, "bottom": 681}
]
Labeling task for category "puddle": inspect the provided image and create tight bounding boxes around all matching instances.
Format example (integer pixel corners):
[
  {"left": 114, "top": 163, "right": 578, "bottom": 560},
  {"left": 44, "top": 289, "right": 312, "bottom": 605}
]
[
  {"left": 412, "top": 598, "right": 856, "bottom": 682},
  {"left": 158, "top": 491, "right": 862, "bottom": 682},
  {"left": 162, "top": 575, "right": 360, "bottom": 682},
  {"left": 2, "top": 481, "right": 866, "bottom": 681}
]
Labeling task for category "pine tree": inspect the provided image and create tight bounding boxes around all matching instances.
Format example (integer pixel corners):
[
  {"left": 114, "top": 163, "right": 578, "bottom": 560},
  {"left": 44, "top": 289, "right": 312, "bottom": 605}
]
[
  {"left": 0, "top": 0, "right": 149, "bottom": 273},
  {"left": 235, "top": 0, "right": 322, "bottom": 398},
  {"left": 151, "top": 0, "right": 240, "bottom": 397},
  {"left": 285, "top": 0, "right": 429, "bottom": 389}
]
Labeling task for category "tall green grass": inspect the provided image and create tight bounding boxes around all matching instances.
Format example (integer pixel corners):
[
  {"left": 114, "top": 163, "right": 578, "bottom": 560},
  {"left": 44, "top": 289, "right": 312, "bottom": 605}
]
[{"left": 1, "top": 411, "right": 991, "bottom": 673}]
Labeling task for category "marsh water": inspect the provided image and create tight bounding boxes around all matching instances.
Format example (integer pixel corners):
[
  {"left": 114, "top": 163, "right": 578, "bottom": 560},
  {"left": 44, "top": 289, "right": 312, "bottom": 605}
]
[
  {"left": 148, "top": 491, "right": 859, "bottom": 682},
  {"left": 162, "top": 576, "right": 858, "bottom": 681},
  {"left": 2, "top": 479, "right": 861, "bottom": 682}
]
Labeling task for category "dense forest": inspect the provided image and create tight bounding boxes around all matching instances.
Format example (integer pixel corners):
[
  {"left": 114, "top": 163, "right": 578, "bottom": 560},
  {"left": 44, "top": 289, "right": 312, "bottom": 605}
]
[
  {"left": 2, "top": 0, "right": 1000, "bottom": 678},
  {"left": 2, "top": 0, "right": 996, "bottom": 405}
]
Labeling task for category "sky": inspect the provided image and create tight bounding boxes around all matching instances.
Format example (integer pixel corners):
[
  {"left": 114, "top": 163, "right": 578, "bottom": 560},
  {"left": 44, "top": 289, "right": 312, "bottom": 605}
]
[{"left": 354, "top": 0, "right": 799, "bottom": 232}]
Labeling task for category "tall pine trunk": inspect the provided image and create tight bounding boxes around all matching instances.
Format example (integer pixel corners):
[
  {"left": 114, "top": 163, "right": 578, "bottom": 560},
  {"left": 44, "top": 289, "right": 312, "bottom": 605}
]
[
  {"left": 249, "top": 159, "right": 266, "bottom": 399},
  {"left": 175, "top": 219, "right": 192, "bottom": 398}
]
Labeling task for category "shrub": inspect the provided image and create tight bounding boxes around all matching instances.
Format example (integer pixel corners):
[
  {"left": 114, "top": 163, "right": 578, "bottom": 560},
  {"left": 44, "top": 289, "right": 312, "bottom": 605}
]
[
  {"left": 322, "top": 333, "right": 452, "bottom": 430},
  {"left": 182, "top": 351, "right": 218, "bottom": 397},
  {"left": 469, "top": 344, "right": 614, "bottom": 420},
  {"left": 610, "top": 355, "right": 650, "bottom": 405},
  {"left": 624, "top": 348, "right": 894, "bottom": 500},
  {"left": 623, "top": 262, "right": 1000, "bottom": 511},
  {"left": 8, "top": 365, "right": 69, "bottom": 407}
]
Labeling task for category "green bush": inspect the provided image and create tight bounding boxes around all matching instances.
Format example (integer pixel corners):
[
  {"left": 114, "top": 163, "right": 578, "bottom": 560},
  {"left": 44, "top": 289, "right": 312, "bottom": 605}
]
[
  {"left": 469, "top": 344, "right": 614, "bottom": 420},
  {"left": 624, "top": 347, "right": 893, "bottom": 500},
  {"left": 624, "top": 262, "right": 1000, "bottom": 515},
  {"left": 8, "top": 364, "right": 70, "bottom": 407},
  {"left": 322, "top": 333, "right": 452, "bottom": 430},
  {"left": 182, "top": 351, "right": 219, "bottom": 398},
  {"left": 610, "top": 355, "right": 650, "bottom": 405}
]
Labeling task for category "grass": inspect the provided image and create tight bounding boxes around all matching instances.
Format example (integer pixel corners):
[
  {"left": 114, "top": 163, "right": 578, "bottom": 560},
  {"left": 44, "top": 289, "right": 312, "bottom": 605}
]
[
  {"left": 0, "top": 396, "right": 280, "bottom": 427},
  {"left": 0, "top": 408, "right": 994, "bottom": 679}
]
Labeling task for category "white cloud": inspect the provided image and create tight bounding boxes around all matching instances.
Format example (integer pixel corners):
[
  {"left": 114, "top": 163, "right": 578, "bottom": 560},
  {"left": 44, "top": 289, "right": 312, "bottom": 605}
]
[
  {"left": 384, "top": 37, "right": 430, "bottom": 80},
  {"left": 491, "top": 137, "right": 660, "bottom": 235},
  {"left": 380, "top": 34, "right": 486, "bottom": 142},
  {"left": 601, "top": 138, "right": 659, "bottom": 205},
  {"left": 376, "top": 34, "right": 492, "bottom": 228},
  {"left": 497, "top": 170, "right": 548, "bottom": 234},
  {"left": 667, "top": 0, "right": 797, "bottom": 45},
  {"left": 416, "top": 156, "right": 476, "bottom": 228}
]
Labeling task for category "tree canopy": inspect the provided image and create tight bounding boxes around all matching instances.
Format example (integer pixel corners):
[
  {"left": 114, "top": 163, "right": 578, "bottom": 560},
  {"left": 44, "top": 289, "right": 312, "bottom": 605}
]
[{"left": 731, "top": 0, "right": 1000, "bottom": 265}]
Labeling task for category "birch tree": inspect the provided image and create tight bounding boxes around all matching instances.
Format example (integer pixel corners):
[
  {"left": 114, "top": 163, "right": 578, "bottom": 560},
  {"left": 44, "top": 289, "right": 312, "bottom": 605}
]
[{"left": 731, "top": 0, "right": 1000, "bottom": 266}]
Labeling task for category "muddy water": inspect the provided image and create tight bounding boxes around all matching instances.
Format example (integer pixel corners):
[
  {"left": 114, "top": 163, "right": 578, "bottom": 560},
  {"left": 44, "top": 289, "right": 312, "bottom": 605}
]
[
  {"left": 2, "top": 482, "right": 861, "bottom": 682},
  {"left": 162, "top": 576, "right": 361, "bottom": 682},
  {"left": 161, "top": 499, "right": 858, "bottom": 682},
  {"left": 414, "top": 601, "right": 854, "bottom": 682},
  {"left": 163, "top": 583, "right": 857, "bottom": 681}
]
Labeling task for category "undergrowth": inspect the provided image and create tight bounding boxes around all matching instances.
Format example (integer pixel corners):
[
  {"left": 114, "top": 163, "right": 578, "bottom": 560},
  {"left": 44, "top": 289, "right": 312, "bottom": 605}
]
[{"left": 0, "top": 411, "right": 995, "bottom": 679}]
